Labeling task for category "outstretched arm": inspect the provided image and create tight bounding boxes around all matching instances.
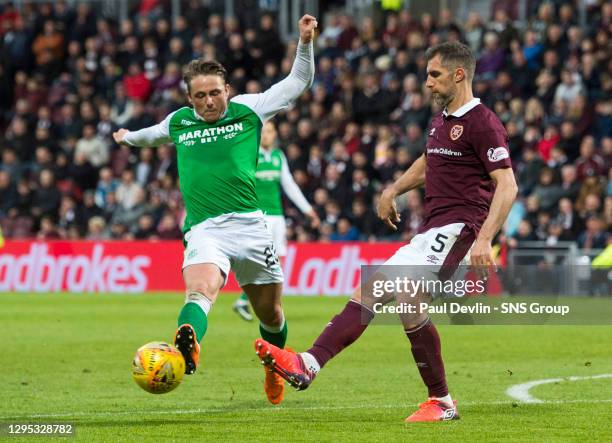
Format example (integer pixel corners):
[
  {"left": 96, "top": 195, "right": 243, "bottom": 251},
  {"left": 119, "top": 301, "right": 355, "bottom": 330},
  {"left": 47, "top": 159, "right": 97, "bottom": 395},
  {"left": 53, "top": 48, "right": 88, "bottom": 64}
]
[
  {"left": 112, "top": 112, "right": 175, "bottom": 147},
  {"left": 231, "top": 15, "right": 317, "bottom": 121}
]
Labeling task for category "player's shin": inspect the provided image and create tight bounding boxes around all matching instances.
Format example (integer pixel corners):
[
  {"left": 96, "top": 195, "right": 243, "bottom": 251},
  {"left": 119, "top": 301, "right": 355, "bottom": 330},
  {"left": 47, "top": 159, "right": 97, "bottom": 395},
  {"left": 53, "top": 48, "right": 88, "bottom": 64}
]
[
  {"left": 178, "top": 291, "right": 212, "bottom": 342},
  {"left": 404, "top": 317, "right": 451, "bottom": 404},
  {"left": 303, "top": 299, "right": 375, "bottom": 372}
]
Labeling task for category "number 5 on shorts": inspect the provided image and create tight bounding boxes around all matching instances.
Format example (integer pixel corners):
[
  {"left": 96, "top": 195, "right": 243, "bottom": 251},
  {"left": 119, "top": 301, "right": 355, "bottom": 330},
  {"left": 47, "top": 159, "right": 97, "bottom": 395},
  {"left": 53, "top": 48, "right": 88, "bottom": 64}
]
[{"left": 431, "top": 233, "right": 449, "bottom": 253}]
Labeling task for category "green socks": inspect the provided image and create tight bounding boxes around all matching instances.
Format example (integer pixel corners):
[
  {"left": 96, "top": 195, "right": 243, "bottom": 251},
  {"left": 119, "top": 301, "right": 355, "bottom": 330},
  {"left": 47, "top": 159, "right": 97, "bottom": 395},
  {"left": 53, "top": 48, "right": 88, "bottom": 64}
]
[
  {"left": 178, "top": 300, "right": 208, "bottom": 342},
  {"left": 238, "top": 293, "right": 248, "bottom": 303},
  {"left": 259, "top": 319, "right": 288, "bottom": 349}
]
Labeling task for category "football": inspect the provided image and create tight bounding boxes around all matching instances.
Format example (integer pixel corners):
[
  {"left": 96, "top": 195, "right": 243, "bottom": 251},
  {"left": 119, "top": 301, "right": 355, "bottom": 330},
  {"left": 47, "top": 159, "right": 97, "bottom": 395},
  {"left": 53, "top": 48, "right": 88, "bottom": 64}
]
[{"left": 132, "top": 342, "right": 186, "bottom": 394}]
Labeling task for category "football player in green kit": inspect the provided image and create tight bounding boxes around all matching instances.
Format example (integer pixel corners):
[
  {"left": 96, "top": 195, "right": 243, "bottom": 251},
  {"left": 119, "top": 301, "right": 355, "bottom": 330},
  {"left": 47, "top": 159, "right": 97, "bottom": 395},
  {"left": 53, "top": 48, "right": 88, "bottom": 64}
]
[{"left": 113, "top": 15, "right": 318, "bottom": 405}]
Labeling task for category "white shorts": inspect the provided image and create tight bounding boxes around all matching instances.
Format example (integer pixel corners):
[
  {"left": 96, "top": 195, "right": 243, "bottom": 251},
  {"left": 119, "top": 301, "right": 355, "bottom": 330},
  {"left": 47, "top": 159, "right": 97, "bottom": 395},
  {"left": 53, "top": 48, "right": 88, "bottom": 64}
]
[
  {"left": 383, "top": 222, "right": 476, "bottom": 280},
  {"left": 264, "top": 215, "right": 287, "bottom": 257},
  {"left": 182, "top": 211, "right": 284, "bottom": 287}
]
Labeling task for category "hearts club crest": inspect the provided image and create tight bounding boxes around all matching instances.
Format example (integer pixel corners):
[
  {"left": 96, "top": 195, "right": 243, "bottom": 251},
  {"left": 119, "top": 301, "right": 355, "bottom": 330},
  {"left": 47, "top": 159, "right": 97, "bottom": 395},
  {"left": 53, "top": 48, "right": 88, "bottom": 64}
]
[{"left": 449, "top": 125, "right": 463, "bottom": 140}]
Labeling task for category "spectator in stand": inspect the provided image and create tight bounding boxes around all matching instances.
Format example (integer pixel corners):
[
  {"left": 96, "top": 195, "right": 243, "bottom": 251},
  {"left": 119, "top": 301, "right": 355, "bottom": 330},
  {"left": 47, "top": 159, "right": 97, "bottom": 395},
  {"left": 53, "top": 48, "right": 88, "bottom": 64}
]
[
  {"left": 476, "top": 32, "right": 505, "bottom": 80},
  {"left": 31, "top": 169, "right": 61, "bottom": 222},
  {"left": 6, "top": 116, "right": 36, "bottom": 163},
  {"left": 123, "top": 62, "right": 152, "bottom": 102},
  {"left": 125, "top": 100, "right": 156, "bottom": 132},
  {"left": 32, "top": 20, "right": 64, "bottom": 70},
  {"left": 81, "top": 190, "right": 103, "bottom": 230},
  {"left": 536, "top": 125, "right": 559, "bottom": 162},
  {"left": 350, "top": 198, "right": 378, "bottom": 240},
  {"left": 157, "top": 213, "right": 182, "bottom": 239},
  {"left": 0, "top": 170, "right": 16, "bottom": 216},
  {"left": 94, "top": 167, "right": 119, "bottom": 209},
  {"left": 582, "top": 193, "right": 604, "bottom": 224},
  {"left": 134, "top": 213, "right": 158, "bottom": 239},
  {"left": 75, "top": 124, "right": 109, "bottom": 169},
  {"left": 1, "top": 149, "right": 22, "bottom": 182},
  {"left": 67, "top": 151, "right": 97, "bottom": 192},
  {"left": 111, "top": 186, "right": 147, "bottom": 230},
  {"left": 330, "top": 217, "right": 360, "bottom": 242},
  {"left": 575, "top": 136, "right": 606, "bottom": 180},
  {"left": 36, "top": 215, "right": 61, "bottom": 240},
  {"left": 559, "top": 164, "right": 581, "bottom": 201},
  {"left": 577, "top": 216, "right": 608, "bottom": 252},
  {"left": 531, "top": 168, "right": 563, "bottom": 212},
  {"left": 86, "top": 216, "right": 108, "bottom": 240},
  {"left": 517, "top": 149, "right": 544, "bottom": 196},
  {"left": 115, "top": 169, "right": 144, "bottom": 211},
  {"left": 135, "top": 147, "right": 155, "bottom": 187},
  {"left": 111, "top": 82, "right": 135, "bottom": 126},
  {"left": 554, "top": 70, "right": 585, "bottom": 106}
]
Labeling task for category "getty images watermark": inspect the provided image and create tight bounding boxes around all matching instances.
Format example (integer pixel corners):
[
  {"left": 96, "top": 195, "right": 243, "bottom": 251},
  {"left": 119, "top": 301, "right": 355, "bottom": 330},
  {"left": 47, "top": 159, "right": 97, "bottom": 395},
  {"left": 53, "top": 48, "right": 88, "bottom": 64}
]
[
  {"left": 360, "top": 265, "right": 611, "bottom": 325},
  {"left": 369, "top": 275, "right": 569, "bottom": 316}
]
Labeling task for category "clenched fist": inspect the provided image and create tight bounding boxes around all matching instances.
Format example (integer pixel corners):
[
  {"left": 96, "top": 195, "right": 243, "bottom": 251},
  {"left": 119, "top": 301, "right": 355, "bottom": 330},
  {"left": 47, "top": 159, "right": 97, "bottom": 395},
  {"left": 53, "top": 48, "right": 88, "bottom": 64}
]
[{"left": 299, "top": 15, "right": 318, "bottom": 44}]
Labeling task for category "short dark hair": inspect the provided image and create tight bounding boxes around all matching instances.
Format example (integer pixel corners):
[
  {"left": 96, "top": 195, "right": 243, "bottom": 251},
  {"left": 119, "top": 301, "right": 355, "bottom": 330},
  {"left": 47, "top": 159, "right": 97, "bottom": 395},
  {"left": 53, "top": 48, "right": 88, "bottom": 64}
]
[
  {"left": 425, "top": 42, "right": 476, "bottom": 81},
  {"left": 183, "top": 59, "right": 228, "bottom": 92}
]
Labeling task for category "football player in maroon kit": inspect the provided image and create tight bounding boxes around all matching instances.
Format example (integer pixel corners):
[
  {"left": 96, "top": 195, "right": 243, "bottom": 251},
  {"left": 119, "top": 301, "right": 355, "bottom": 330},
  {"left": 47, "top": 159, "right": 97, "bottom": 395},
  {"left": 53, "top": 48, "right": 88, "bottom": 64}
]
[{"left": 252, "top": 42, "right": 518, "bottom": 422}]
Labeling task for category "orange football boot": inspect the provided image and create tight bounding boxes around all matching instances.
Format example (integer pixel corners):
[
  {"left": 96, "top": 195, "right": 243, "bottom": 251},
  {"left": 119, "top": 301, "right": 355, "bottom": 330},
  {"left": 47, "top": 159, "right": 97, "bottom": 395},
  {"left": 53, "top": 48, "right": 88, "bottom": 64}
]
[
  {"left": 263, "top": 364, "right": 285, "bottom": 404},
  {"left": 174, "top": 324, "right": 200, "bottom": 375},
  {"left": 254, "top": 339, "right": 312, "bottom": 390},
  {"left": 405, "top": 398, "right": 459, "bottom": 422}
]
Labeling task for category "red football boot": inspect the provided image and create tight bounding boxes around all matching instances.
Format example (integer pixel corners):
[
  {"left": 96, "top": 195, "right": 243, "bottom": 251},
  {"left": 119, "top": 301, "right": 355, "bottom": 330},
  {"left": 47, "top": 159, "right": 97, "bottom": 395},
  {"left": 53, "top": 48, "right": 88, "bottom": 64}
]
[
  {"left": 254, "top": 339, "right": 312, "bottom": 390},
  {"left": 405, "top": 398, "right": 460, "bottom": 422}
]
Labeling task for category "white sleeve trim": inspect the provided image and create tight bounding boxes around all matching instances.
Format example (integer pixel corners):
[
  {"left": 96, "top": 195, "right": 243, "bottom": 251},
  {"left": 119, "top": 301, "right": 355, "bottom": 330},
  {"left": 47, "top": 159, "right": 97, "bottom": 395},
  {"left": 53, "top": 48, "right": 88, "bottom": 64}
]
[
  {"left": 279, "top": 151, "right": 312, "bottom": 214},
  {"left": 231, "top": 40, "right": 314, "bottom": 122},
  {"left": 123, "top": 110, "right": 180, "bottom": 147}
]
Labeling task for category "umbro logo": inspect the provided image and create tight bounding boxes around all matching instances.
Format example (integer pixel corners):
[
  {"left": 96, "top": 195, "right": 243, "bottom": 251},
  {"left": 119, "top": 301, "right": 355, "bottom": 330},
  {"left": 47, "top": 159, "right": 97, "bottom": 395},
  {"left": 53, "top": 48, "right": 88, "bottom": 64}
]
[
  {"left": 181, "top": 119, "right": 195, "bottom": 126},
  {"left": 442, "top": 408, "right": 457, "bottom": 420},
  {"left": 429, "top": 128, "right": 436, "bottom": 136},
  {"left": 426, "top": 255, "right": 440, "bottom": 264}
]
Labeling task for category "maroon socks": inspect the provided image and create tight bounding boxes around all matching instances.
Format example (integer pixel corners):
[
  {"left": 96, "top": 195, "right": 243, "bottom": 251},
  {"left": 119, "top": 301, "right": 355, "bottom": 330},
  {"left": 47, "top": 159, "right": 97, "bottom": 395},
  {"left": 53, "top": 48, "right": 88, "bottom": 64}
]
[
  {"left": 405, "top": 318, "right": 449, "bottom": 398},
  {"left": 306, "top": 300, "right": 374, "bottom": 368}
]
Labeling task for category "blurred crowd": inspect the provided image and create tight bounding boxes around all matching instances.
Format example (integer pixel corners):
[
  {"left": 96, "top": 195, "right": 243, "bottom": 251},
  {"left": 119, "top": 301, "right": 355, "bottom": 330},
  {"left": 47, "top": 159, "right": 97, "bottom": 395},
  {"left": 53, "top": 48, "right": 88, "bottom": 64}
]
[{"left": 0, "top": 0, "right": 610, "bottom": 252}]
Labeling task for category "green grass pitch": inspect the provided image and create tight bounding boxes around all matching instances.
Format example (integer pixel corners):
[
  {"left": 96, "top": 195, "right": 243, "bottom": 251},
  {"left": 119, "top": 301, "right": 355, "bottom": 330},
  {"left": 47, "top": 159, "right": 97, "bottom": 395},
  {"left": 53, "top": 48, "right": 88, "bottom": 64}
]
[{"left": 2, "top": 293, "right": 612, "bottom": 441}]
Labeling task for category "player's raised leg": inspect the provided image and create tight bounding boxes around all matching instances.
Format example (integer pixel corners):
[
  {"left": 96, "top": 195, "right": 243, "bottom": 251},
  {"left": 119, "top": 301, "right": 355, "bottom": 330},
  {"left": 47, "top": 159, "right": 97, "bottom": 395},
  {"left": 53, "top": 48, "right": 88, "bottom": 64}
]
[
  {"left": 244, "top": 282, "right": 288, "bottom": 404},
  {"left": 254, "top": 283, "right": 377, "bottom": 390},
  {"left": 175, "top": 263, "right": 224, "bottom": 375}
]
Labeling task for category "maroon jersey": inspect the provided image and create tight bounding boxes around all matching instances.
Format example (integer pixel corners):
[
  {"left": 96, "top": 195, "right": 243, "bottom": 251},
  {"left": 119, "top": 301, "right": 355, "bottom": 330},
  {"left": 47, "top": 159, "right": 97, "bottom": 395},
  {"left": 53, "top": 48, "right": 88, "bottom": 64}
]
[{"left": 421, "top": 98, "right": 512, "bottom": 233}]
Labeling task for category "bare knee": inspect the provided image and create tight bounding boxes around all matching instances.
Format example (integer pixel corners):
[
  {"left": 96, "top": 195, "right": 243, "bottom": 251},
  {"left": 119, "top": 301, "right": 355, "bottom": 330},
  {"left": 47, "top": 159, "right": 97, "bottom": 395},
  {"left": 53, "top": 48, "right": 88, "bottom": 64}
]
[
  {"left": 257, "top": 303, "right": 284, "bottom": 327},
  {"left": 184, "top": 276, "right": 221, "bottom": 301},
  {"left": 401, "top": 313, "right": 429, "bottom": 331},
  {"left": 183, "top": 264, "right": 224, "bottom": 301}
]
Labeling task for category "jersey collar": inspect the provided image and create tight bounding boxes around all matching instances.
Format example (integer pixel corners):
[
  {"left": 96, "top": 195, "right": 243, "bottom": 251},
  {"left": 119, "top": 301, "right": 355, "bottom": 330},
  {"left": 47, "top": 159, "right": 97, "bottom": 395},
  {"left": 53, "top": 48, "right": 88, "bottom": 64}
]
[
  {"left": 442, "top": 97, "right": 481, "bottom": 118},
  {"left": 191, "top": 107, "right": 229, "bottom": 121}
]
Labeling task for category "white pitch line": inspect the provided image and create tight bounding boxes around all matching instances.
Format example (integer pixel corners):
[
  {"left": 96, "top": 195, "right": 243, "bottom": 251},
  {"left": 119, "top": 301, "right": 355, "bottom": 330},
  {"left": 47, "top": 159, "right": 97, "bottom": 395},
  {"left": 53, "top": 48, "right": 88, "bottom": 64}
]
[
  {"left": 3, "top": 398, "right": 612, "bottom": 421},
  {"left": 506, "top": 373, "right": 612, "bottom": 403}
]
